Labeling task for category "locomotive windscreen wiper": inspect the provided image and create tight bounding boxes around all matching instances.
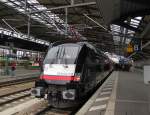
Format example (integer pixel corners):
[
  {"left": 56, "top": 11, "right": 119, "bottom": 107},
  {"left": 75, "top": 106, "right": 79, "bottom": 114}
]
[
  {"left": 62, "top": 47, "right": 68, "bottom": 66},
  {"left": 56, "top": 47, "right": 60, "bottom": 58}
]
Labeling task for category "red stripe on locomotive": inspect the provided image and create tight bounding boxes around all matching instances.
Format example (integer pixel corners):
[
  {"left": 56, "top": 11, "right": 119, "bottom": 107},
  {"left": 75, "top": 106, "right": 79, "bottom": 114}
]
[{"left": 40, "top": 75, "right": 80, "bottom": 81}]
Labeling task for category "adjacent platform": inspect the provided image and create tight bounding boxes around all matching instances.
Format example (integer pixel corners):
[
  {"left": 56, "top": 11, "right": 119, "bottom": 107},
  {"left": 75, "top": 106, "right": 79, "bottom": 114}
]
[
  {"left": 0, "top": 67, "right": 40, "bottom": 77},
  {"left": 0, "top": 68, "right": 40, "bottom": 83},
  {"left": 76, "top": 70, "right": 150, "bottom": 115}
]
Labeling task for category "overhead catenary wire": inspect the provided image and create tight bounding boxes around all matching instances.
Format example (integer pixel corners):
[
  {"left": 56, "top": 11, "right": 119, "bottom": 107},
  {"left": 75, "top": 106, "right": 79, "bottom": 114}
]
[
  {"left": 2, "top": 19, "right": 18, "bottom": 33},
  {"left": 83, "top": 14, "right": 111, "bottom": 34}
]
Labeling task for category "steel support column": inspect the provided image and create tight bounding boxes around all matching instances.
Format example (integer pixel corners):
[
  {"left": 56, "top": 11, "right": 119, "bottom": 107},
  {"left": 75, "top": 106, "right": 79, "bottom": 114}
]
[
  {"left": 119, "top": 27, "right": 124, "bottom": 55},
  {"left": 65, "top": 8, "right": 68, "bottom": 36},
  {"left": 31, "top": 2, "right": 96, "bottom": 14},
  {"left": 25, "top": 0, "right": 27, "bottom": 13},
  {"left": 71, "top": 0, "right": 74, "bottom": 5},
  {"left": 27, "top": 12, "right": 31, "bottom": 40}
]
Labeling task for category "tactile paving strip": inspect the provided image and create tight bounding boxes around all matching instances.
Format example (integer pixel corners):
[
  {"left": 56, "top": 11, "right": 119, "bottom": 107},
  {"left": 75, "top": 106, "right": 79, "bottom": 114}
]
[{"left": 86, "top": 77, "right": 115, "bottom": 115}]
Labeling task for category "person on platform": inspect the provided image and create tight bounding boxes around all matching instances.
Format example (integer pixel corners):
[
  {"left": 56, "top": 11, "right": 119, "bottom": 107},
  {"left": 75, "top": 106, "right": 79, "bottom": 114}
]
[
  {"left": 11, "top": 61, "right": 16, "bottom": 76},
  {"left": 39, "top": 58, "right": 43, "bottom": 72}
]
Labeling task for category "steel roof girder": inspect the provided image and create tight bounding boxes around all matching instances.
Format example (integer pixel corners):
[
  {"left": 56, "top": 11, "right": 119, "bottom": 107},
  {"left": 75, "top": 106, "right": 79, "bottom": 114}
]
[{"left": 31, "top": 2, "right": 96, "bottom": 14}]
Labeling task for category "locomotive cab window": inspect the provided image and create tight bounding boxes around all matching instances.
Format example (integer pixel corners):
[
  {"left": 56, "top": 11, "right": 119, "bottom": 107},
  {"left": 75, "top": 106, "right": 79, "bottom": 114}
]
[{"left": 44, "top": 45, "right": 81, "bottom": 64}]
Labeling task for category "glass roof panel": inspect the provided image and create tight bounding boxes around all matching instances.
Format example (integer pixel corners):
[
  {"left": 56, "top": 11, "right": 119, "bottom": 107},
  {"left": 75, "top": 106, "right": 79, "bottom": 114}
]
[
  {"left": 131, "top": 19, "right": 140, "bottom": 23},
  {"left": 135, "top": 16, "right": 142, "bottom": 20},
  {"left": 130, "top": 17, "right": 142, "bottom": 28},
  {"left": 0, "top": 0, "right": 84, "bottom": 42},
  {"left": 0, "top": 27, "right": 49, "bottom": 45},
  {"left": 111, "top": 16, "right": 142, "bottom": 45},
  {"left": 111, "top": 24, "right": 133, "bottom": 44},
  {"left": 1, "top": 0, "right": 7, "bottom": 2}
]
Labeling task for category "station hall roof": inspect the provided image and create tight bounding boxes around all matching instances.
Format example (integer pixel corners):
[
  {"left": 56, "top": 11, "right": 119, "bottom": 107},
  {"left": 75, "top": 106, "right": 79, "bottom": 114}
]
[{"left": 0, "top": 0, "right": 150, "bottom": 58}]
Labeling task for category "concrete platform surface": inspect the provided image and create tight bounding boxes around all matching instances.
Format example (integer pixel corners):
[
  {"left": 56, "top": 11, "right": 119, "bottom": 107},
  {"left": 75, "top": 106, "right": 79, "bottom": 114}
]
[
  {"left": 76, "top": 71, "right": 117, "bottom": 115},
  {"left": 113, "top": 71, "right": 150, "bottom": 115},
  {"left": 77, "top": 71, "right": 150, "bottom": 115},
  {"left": 0, "top": 69, "right": 40, "bottom": 83},
  {"left": 0, "top": 69, "right": 40, "bottom": 78}
]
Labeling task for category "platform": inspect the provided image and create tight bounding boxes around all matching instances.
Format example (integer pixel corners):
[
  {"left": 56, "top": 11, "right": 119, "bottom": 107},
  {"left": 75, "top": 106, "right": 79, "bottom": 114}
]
[
  {"left": 0, "top": 68, "right": 40, "bottom": 83},
  {"left": 76, "top": 70, "right": 150, "bottom": 115},
  {"left": 0, "top": 67, "right": 40, "bottom": 77}
]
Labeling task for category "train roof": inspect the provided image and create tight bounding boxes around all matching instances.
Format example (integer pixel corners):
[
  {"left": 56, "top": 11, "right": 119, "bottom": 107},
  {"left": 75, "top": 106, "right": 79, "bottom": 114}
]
[
  {"left": 50, "top": 40, "right": 97, "bottom": 52},
  {"left": 48, "top": 40, "right": 111, "bottom": 61}
]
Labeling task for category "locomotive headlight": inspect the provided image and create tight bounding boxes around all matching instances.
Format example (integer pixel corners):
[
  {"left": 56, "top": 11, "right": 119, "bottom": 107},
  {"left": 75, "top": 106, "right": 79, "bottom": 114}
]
[
  {"left": 62, "top": 89, "right": 75, "bottom": 100},
  {"left": 31, "top": 87, "right": 45, "bottom": 98},
  {"left": 74, "top": 73, "right": 81, "bottom": 81}
]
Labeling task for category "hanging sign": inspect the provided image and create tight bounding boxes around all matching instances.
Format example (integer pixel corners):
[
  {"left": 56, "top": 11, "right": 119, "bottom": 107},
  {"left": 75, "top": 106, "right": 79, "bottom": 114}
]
[
  {"left": 132, "top": 38, "right": 141, "bottom": 52},
  {"left": 127, "top": 43, "right": 134, "bottom": 53}
]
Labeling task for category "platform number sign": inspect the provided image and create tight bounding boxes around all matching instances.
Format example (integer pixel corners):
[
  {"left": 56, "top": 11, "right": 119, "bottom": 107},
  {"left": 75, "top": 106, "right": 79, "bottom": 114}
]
[
  {"left": 131, "top": 38, "right": 141, "bottom": 52},
  {"left": 134, "top": 45, "right": 139, "bottom": 51},
  {"left": 127, "top": 43, "right": 134, "bottom": 53}
]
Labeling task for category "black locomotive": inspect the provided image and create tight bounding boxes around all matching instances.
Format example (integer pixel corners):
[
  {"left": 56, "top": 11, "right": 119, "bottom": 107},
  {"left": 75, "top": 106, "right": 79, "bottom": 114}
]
[{"left": 31, "top": 41, "right": 112, "bottom": 107}]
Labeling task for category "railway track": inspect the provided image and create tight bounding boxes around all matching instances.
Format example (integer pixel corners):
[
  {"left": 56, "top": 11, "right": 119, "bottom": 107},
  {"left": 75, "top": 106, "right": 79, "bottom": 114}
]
[
  {"left": 0, "top": 71, "right": 113, "bottom": 114},
  {"left": 0, "top": 88, "right": 32, "bottom": 112},
  {"left": 0, "top": 74, "right": 39, "bottom": 112},
  {"left": 36, "top": 106, "right": 73, "bottom": 115},
  {"left": 31, "top": 72, "right": 114, "bottom": 115},
  {"left": 36, "top": 71, "right": 114, "bottom": 115}
]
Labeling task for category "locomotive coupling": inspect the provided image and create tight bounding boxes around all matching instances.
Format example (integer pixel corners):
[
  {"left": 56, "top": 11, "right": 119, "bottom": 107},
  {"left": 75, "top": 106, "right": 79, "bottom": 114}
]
[
  {"left": 31, "top": 87, "right": 45, "bottom": 98},
  {"left": 62, "top": 89, "right": 75, "bottom": 100}
]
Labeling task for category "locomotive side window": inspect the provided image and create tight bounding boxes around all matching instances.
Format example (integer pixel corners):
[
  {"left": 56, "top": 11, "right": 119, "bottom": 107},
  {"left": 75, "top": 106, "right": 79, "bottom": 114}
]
[
  {"left": 99, "top": 54, "right": 110, "bottom": 71},
  {"left": 94, "top": 53, "right": 106, "bottom": 72},
  {"left": 84, "top": 49, "right": 97, "bottom": 82}
]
